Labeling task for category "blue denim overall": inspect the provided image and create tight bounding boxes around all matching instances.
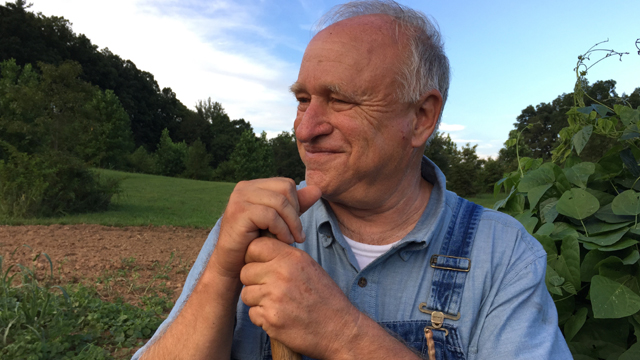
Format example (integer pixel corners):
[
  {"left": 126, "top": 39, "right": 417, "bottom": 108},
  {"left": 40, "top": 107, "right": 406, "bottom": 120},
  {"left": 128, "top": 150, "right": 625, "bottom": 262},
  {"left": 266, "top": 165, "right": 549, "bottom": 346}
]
[{"left": 262, "top": 197, "right": 482, "bottom": 360}]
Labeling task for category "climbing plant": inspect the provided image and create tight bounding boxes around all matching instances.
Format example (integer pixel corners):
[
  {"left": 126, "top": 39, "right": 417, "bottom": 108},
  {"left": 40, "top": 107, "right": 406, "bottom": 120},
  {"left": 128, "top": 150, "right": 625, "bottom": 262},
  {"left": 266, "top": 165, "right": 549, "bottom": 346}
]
[{"left": 495, "top": 40, "right": 640, "bottom": 359}]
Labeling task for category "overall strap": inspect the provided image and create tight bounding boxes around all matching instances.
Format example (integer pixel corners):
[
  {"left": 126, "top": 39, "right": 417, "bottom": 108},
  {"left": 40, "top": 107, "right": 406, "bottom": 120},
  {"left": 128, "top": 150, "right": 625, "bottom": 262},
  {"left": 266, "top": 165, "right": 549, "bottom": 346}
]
[{"left": 420, "top": 196, "right": 483, "bottom": 327}]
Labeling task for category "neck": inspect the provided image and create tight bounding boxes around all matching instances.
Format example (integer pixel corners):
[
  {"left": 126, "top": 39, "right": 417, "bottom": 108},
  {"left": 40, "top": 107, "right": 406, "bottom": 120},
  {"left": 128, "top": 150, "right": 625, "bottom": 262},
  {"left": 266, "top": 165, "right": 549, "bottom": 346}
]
[{"left": 329, "top": 172, "right": 433, "bottom": 246}]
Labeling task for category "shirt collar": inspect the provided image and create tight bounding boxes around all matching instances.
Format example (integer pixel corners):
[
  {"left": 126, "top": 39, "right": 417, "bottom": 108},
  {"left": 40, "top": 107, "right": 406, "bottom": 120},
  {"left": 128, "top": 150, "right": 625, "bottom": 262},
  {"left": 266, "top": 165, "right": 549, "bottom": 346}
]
[{"left": 306, "top": 155, "right": 451, "bottom": 249}]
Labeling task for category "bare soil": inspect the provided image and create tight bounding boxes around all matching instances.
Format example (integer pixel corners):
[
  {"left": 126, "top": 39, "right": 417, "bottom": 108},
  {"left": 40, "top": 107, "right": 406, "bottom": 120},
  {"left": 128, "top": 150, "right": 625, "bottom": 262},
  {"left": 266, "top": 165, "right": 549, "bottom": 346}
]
[{"left": 0, "top": 224, "right": 212, "bottom": 305}]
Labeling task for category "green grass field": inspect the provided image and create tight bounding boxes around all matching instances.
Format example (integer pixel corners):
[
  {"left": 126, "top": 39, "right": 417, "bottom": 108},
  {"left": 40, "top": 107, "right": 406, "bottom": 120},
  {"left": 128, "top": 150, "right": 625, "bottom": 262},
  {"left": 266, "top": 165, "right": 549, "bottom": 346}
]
[
  {"left": 0, "top": 169, "right": 236, "bottom": 228},
  {"left": 466, "top": 192, "right": 506, "bottom": 209},
  {"left": 1, "top": 169, "right": 506, "bottom": 227}
]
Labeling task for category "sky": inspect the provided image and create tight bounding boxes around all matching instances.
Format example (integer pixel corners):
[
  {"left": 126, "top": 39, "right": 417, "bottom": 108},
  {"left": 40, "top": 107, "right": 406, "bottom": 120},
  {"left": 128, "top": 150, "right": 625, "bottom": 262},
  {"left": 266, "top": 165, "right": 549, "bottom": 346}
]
[{"left": 28, "top": 0, "right": 640, "bottom": 158}]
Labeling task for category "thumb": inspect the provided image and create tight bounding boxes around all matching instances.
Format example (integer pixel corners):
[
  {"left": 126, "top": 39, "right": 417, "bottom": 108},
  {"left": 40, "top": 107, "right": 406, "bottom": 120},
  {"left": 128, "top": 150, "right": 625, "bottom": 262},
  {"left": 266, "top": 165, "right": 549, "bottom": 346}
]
[{"left": 297, "top": 185, "right": 322, "bottom": 214}]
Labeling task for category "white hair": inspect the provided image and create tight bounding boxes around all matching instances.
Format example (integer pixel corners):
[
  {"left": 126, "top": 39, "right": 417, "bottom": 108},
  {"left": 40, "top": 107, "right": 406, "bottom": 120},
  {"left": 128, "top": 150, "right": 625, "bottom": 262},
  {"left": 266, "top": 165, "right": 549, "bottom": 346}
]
[{"left": 314, "top": 0, "right": 450, "bottom": 133}]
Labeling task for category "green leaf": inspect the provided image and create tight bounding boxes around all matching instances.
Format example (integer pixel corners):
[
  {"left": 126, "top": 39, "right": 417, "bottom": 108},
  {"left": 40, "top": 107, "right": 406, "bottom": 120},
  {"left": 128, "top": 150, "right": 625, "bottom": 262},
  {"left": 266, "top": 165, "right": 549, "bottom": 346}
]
[
  {"left": 619, "top": 342, "right": 640, "bottom": 360},
  {"left": 556, "top": 188, "right": 600, "bottom": 220},
  {"left": 612, "top": 190, "right": 640, "bottom": 216},
  {"left": 546, "top": 265, "right": 563, "bottom": 296},
  {"left": 559, "top": 235, "right": 580, "bottom": 290},
  {"left": 540, "top": 198, "right": 559, "bottom": 224},
  {"left": 493, "top": 185, "right": 516, "bottom": 211},
  {"left": 595, "top": 203, "right": 636, "bottom": 223},
  {"left": 598, "top": 153, "right": 624, "bottom": 179},
  {"left": 620, "top": 148, "right": 640, "bottom": 177},
  {"left": 535, "top": 222, "right": 555, "bottom": 236},
  {"left": 592, "top": 104, "right": 611, "bottom": 117},
  {"left": 493, "top": 177, "right": 506, "bottom": 198},
  {"left": 564, "top": 162, "right": 596, "bottom": 188},
  {"left": 577, "top": 106, "right": 593, "bottom": 115},
  {"left": 518, "top": 167, "right": 555, "bottom": 192},
  {"left": 621, "top": 124, "right": 640, "bottom": 141},
  {"left": 616, "top": 105, "right": 640, "bottom": 126},
  {"left": 552, "top": 222, "right": 579, "bottom": 240},
  {"left": 590, "top": 275, "right": 640, "bottom": 318},
  {"left": 564, "top": 308, "right": 588, "bottom": 342},
  {"left": 581, "top": 250, "right": 608, "bottom": 282},
  {"left": 584, "top": 220, "right": 632, "bottom": 235},
  {"left": 549, "top": 275, "right": 565, "bottom": 286},
  {"left": 578, "top": 228, "right": 629, "bottom": 246},
  {"left": 515, "top": 211, "right": 538, "bottom": 235},
  {"left": 629, "top": 315, "right": 640, "bottom": 342},
  {"left": 591, "top": 238, "right": 639, "bottom": 252},
  {"left": 505, "top": 138, "right": 517, "bottom": 147},
  {"left": 534, "top": 234, "right": 557, "bottom": 260},
  {"left": 573, "top": 318, "right": 629, "bottom": 358},
  {"left": 573, "top": 125, "right": 593, "bottom": 155},
  {"left": 622, "top": 250, "right": 640, "bottom": 265},
  {"left": 527, "top": 183, "right": 553, "bottom": 209},
  {"left": 503, "top": 193, "right": 525, "bottom": 215},
  {"left": 585, "top": 188, "right": 615, "bottom": 207}
]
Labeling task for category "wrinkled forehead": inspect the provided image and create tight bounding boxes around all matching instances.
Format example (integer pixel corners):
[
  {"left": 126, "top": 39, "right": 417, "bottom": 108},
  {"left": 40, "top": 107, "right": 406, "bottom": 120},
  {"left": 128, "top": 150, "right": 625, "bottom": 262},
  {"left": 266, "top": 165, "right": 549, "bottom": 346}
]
[
  {"left": 301, "top": 14, "right": 408, "bottom": 80},
  {"left": 309, "top": 14, "right": 406, "bottom": 55}
]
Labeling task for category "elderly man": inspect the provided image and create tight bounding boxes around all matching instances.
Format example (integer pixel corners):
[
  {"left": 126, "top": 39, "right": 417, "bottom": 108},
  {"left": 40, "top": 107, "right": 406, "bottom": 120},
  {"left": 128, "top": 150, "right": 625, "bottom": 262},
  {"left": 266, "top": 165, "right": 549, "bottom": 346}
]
[{"left": 134, "top": 1, "right": 571, "bottom": 359}]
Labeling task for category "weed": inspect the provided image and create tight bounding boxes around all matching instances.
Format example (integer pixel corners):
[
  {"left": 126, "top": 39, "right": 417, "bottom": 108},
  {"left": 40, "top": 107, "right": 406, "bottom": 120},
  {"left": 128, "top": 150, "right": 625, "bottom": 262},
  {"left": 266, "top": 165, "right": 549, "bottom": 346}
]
[{"left": 0, "top": 252, "right": 168, "bottom": 359}]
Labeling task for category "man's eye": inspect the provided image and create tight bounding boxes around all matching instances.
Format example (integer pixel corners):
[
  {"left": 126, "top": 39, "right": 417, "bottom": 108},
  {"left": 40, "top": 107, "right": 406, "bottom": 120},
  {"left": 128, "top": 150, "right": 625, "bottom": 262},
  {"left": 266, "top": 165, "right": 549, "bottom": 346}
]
[
  {"left": 297, "top": 97, "right": 310, "bottom": 104},
  {"left": 330, "top": 97, "right": 348, "bottom": 104}
]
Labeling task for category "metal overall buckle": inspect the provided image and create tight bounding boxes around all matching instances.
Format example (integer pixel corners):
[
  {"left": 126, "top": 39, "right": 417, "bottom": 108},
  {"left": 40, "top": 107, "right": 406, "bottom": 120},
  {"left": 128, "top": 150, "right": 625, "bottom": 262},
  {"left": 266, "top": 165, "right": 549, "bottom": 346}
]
[{"left": 419, "top": 302, "right": 460, "bottom": 336}]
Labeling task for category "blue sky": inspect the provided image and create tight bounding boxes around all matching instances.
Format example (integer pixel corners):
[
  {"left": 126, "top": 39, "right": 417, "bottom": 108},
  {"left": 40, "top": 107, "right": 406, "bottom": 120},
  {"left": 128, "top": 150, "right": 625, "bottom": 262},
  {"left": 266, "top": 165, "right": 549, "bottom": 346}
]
[{"left": 30, "top": 0, "right": 639, "bottom": 158}]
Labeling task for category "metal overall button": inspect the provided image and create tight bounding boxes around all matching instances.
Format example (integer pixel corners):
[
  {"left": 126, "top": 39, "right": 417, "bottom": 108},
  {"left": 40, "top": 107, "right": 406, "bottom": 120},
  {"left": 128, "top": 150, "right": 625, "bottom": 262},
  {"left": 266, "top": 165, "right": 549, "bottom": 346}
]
[{"left": 418, "top": 302, "right": 460, "bottom": 336}]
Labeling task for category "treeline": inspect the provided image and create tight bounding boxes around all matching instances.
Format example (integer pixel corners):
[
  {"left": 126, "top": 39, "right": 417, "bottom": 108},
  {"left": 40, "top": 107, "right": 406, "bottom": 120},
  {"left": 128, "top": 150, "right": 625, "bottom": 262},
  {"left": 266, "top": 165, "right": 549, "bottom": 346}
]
[
  {"left": 0, "top": 0, "right": 304, "bottom": 218},
  {"left": 2, "top": 0, "right": 639, "bottom": 217}
]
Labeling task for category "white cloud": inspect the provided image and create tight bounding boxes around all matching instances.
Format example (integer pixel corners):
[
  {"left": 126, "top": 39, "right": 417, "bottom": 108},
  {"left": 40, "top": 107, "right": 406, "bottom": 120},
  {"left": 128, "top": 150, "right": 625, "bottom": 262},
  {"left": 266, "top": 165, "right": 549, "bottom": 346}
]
[
  {"left": 30, "top": 0, "right": 301, "bottom": 134},
  {"left": 439, "top": 123, "right": 465, "bottom": 131}
]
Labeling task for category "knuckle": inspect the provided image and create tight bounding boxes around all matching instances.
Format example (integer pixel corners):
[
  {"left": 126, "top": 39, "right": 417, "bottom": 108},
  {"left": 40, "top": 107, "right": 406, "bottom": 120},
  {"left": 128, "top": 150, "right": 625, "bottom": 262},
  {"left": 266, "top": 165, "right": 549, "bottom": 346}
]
[{"left": 275, "top": 193, "right": 290, "bottom": 210}]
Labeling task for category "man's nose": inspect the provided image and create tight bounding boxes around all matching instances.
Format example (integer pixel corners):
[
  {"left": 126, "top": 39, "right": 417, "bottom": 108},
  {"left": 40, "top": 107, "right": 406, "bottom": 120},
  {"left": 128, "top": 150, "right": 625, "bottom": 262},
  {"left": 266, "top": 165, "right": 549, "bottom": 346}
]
[{"left": 294, "top": 99, "right": 333, "bottom": 143}]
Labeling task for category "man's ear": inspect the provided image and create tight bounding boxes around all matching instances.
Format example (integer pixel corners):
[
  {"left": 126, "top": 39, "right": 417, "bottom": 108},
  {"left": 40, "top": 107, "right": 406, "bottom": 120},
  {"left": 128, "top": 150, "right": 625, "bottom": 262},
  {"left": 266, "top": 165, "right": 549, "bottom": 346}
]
[{"left": 411, "top": 89, "right": 443, "bottom": 148}]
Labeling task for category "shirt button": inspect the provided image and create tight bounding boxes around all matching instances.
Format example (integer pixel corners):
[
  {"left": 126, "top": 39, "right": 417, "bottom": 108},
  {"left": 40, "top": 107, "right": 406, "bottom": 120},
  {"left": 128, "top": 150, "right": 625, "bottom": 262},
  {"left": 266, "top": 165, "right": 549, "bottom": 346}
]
[{"left": 358, "top": 277, "right": 368, "bottom": 288}]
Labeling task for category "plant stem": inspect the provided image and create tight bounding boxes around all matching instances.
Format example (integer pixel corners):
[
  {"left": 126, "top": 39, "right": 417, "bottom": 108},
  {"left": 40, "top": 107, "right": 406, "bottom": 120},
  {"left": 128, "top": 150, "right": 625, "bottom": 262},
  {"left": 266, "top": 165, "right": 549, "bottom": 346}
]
[{"left": 581, "top": 219, "right": 589, "bottom": 237}]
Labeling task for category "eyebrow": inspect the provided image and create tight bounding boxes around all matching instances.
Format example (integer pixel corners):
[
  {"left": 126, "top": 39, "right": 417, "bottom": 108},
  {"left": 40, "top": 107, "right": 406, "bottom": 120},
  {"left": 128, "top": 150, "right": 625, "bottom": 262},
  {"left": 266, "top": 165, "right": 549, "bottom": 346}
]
[{"left": 289, "top": 82, "right": 360, "bottom": 103}]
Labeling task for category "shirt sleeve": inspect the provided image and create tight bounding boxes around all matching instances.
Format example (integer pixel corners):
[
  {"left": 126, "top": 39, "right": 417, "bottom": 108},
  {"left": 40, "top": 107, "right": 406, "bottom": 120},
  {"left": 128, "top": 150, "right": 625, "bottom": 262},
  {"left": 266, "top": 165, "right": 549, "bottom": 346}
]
[
  {"left": 131, "top": 218, "right": 222, "bottom": 360},
  {"left": 472, "top": 235, "right": 572, "bottom": 360}
]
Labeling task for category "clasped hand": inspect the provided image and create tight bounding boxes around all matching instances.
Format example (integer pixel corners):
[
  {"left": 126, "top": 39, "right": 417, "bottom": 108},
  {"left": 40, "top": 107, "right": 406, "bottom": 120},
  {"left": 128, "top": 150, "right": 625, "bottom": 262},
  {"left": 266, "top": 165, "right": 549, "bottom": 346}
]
[{"left": 211, "top": 178, "right": 360, "bottom": 359}]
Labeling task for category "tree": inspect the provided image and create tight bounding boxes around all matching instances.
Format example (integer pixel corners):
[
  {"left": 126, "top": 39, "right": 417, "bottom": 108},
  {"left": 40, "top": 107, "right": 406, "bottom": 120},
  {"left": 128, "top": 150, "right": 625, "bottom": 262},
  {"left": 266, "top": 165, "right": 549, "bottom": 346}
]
[
  {"left": 0, "top": 2, "right": 196, "bottom": 151},
  {"left": 220, "top": 130, "right": 274, "bottom": 182},
  {"left": 447, "top": 143, "right": 483, "bottom": 197},
  {"left": 0, "top": 59, "right": 133, "bottom": 167},
  {"left": 183, "top": 139, "right": 213, "bottom": 180},
  {"left": 195, "top": 98, "right": 253, "bottom": 168},
  {"left": 479, "top": 156, "right": 506, "bottom": 193},
  {"left": 155, "top": 128, "right": 187, "bottom": 177},
  {"left": 423, "top": 131, "right": 458, "bottom": 176},
  {"left": 270, "top": 130, "right": 305, "bottom": 183}
]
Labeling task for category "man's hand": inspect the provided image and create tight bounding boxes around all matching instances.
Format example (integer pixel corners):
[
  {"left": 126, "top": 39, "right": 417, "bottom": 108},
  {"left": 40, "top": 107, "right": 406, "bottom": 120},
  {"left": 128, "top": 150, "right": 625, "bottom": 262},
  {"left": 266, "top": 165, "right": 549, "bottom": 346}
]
[
  {"left": 211, "top": 178, "right": 322, "bottom": 280},
  {"left": 240, "top": 237, "right": 361, "bottom": 359}
]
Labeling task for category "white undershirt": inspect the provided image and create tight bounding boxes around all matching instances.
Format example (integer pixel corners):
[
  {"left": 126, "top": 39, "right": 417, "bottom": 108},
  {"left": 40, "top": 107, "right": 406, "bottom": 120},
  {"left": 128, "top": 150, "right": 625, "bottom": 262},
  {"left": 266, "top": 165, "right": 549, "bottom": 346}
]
[{"left": 343, "top": 235, "right": 400, "bottom": 269}]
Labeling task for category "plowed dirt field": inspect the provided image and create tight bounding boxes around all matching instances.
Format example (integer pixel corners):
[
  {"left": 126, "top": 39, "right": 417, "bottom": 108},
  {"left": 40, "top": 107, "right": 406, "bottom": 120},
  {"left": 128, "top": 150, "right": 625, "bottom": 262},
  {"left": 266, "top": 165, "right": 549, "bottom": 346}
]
[{"left": 0, "top": 224, "right": 212, "bottom": 304}]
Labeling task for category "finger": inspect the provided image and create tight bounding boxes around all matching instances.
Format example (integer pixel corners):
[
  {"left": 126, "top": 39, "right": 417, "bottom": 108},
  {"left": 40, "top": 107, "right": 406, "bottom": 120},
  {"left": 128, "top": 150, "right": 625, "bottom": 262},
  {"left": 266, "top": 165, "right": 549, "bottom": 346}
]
[
  {"left": 244, "top": 236, "right": 290, "bottom": 264},
  {"left": 240, "top": 284, "right": 266, "bottom": 307},
  {"left": 239, "top": 261, "right": 268, "bottom": 286},
  {"left": 246, "top": 187, "right": 305, "bottom": 243},
  {"left": 297, "top": 185, "right": 322, "bottom": 214},
  {"left": 247, "top": 305, "right": 264, "bottom": 329},
  {"left": 248, "top": 206, "right": 296, "bottom": 244},
  {"left": 249, "top": 177, "right": 301, "bottom": 214}
]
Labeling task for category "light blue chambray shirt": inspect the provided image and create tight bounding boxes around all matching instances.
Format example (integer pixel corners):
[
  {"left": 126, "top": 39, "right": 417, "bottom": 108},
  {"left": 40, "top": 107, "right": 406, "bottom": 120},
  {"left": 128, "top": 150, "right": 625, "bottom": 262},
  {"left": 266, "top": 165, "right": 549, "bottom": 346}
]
[{"left": 133, "top": 157, "right": 571, "bottom": 359}]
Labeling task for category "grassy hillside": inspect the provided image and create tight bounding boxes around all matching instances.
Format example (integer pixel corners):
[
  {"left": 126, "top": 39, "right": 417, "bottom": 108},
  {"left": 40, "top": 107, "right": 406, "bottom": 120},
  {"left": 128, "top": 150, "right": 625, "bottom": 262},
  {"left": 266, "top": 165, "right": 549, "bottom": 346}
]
[
  {"left": 0, "top": 168, "right": 505, "bottom": 228},
  {"left": 0, "top": 169, "right": 236, "bottom": 228}
]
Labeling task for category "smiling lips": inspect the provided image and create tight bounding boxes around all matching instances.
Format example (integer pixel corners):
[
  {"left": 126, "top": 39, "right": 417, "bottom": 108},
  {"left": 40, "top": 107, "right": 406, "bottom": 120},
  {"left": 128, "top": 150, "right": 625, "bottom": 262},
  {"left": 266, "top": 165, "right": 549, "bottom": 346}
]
[{"left": 302, "top": 146, "right": 343, "bottom": 161}]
